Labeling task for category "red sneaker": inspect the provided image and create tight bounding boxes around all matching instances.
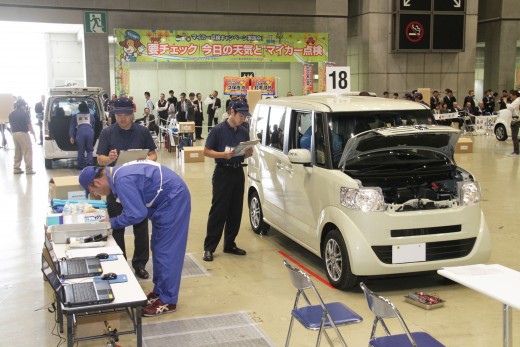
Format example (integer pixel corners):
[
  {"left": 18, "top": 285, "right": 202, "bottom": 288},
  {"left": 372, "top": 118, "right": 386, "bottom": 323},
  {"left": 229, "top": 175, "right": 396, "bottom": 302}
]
[
  {"left": 145, "top": 292, "right": 159, "bottom": 306},
  {"left": 142, "top": 298, "right": 177, "bottom": 317}
]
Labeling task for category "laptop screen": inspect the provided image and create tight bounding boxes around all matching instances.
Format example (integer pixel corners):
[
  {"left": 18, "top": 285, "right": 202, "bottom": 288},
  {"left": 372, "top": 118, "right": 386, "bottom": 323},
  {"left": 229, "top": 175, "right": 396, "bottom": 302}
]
[{"left": 41, "top": 255, "right": 66, "bottom": 303}]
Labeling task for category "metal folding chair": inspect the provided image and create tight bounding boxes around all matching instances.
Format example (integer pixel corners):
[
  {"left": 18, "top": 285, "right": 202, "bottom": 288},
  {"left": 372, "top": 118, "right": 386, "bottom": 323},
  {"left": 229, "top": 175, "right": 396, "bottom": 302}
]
[
  {"left": 283, "top": 260, "right": 362, "bottom": 347},
  {"left": 359, "top": 282, "right": 445, "bottom": 347}
]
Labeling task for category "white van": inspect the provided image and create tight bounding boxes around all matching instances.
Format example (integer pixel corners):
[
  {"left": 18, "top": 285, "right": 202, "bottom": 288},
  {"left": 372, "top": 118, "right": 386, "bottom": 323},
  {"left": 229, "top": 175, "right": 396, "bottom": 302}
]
[
  {"left": 247, "top": 95, "right": 491, "bottom": 289},
  {"left": 44, "top": 87, "right": 105, "bottom": 169}
]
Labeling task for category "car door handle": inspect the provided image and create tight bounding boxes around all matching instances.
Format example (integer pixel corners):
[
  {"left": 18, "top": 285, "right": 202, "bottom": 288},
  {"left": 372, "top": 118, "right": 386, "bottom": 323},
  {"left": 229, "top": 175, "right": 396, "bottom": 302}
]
[{"left": 276, "top": 163, "right": 284, "bottom": 170}]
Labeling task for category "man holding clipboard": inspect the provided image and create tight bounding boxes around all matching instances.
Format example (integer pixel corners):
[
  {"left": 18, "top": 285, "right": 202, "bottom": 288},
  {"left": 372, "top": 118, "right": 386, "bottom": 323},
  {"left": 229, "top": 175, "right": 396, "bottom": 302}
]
[
  {"left": 96, "top": 97, "right": 157, "bottom": 279},
  {"left": 202, "top": 101, "right": 254, "bottom": 262}
]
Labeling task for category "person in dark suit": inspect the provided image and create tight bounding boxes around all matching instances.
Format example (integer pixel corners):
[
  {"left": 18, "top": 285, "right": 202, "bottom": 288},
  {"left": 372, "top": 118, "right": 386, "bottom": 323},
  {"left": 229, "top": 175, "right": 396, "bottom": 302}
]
[
  {"left": 187, "top": 93, "right": 196, "bottom": 122},
  {"left": 194, "top": 92, "right": 204, "bottom": 139},
  {"left": 483, "top": 89, "right": 496, "bottom": 114},
  {"left": 463, "top": 90, "right": 476, "bottom": 112},
  {"left": 443, "top": 89, "right": 456, "bottom": 112},
  {"left": 135, "top": 107, "right": 158, "bottom": 134},
  {"left": 206, "top": 90, "right": 221, "bottom": 131},
  {"left": 176, "top": 93, "right": 192, "bottom": 122},
  {"left": 430, "top": 90, "right": 440, "bottom": 110}
]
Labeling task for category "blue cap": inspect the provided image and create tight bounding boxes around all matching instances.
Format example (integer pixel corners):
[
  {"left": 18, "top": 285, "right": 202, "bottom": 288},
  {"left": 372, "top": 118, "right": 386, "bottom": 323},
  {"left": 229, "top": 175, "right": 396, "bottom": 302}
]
[
  {"left": 231, "top": 101, "right": 252, "bottom": 117},
  {"left": 113, "top": 97, "right": 134, "bottom": 115},
  {"left": 79, "top": 166, "right": 101, "bottom": 195}
]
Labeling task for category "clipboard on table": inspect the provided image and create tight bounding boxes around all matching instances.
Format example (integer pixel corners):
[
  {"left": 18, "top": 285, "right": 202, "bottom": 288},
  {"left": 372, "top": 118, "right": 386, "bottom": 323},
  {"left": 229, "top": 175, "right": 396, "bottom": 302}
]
[
  {"left": 116, "top": 149, "right": 149, "bottom": 165},
  {"left": 233, "top": 140, "right": 259, "bottom": 157}
]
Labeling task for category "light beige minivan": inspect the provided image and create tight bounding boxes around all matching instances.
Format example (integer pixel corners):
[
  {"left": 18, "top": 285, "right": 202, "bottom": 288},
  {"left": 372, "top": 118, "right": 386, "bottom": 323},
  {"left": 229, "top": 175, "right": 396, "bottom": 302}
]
[{"left": 247, "top": 94, "right": 491, "bottom": 289}]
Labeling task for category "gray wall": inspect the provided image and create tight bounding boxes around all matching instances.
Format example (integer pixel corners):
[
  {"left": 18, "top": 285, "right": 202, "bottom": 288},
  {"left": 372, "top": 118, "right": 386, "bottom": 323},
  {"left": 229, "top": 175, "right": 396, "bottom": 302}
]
[
  {"left": 347, "top": 0, "right": 481, "bottom": 100},
  {"left": 478, "top": 0, "right": 520, "bottom": 92}
]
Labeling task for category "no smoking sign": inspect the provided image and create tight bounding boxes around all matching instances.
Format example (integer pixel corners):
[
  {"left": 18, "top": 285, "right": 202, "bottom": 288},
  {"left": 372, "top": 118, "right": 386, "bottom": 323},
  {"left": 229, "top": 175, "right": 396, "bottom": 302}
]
[{"left": 405, "top": 21, "right": 424, "bottom": 42}]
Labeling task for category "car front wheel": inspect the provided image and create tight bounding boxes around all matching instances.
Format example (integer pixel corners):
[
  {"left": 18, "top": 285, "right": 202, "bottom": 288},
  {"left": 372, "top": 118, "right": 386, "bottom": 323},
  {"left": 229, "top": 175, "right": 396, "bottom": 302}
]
[
  {"left": 495, "top": 124, "right": 508, "bottom": 141},
  {"left": 248, "top": 191, "right": 270, "bottom": 235},
  {"left": 323, "top": 229, "right": 357, "bottom": 289}
]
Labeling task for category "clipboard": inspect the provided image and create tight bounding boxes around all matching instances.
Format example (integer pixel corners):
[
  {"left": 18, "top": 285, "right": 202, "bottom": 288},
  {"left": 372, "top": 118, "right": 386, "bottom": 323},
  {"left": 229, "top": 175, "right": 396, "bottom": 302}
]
[
  {"left": 116, "top": 149, "right": 149, "bottom": 165},
  {"left": 233, "top": 140, "right": 259, "bottom": 157}
]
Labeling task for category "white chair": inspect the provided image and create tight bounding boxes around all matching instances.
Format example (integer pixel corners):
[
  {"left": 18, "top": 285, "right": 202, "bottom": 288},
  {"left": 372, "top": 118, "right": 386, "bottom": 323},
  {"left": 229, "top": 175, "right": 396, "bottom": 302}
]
[
  {"left": 284, "top": 260, "right": 362, "bottom": 347},
  {"left": 359, "top": 282, "right": 445, "bottom": 347}
]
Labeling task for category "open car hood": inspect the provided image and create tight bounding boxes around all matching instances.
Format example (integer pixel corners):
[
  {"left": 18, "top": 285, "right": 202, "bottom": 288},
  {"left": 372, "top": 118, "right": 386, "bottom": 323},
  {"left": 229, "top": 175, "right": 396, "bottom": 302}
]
[{"left": 338, "top": 125, "right": 461, "bottom": 169}]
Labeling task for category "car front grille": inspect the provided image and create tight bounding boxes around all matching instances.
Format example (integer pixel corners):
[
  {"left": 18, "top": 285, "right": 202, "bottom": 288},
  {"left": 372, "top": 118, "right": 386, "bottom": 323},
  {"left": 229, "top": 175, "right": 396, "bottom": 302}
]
[
  {"left": 372, "top": 237, "right": 476, "bottom": 264},
  {"left": 391, "top": 225, "right": 461, "bottom": 237}
]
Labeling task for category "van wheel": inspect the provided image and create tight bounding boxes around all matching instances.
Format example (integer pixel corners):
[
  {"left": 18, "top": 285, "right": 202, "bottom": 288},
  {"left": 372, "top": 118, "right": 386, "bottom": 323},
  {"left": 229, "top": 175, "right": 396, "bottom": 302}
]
[
  {"left": 45, "top": 158, "right": 52, "bottom": 169},
  {"left": 323, "top": 229, "right": 357, "bottom": 289},
  {"left": 248, "top": 191, "right": 270, "bottom": 235},
  {"left": 495, "top": 124, "right": 507, "bottom": 141}
]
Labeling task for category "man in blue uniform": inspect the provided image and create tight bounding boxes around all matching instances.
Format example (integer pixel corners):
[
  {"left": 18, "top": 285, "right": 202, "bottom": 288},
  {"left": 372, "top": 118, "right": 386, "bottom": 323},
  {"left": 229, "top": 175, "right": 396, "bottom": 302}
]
[
  {"left": 96, "top": 97, "right": 157, "bottom": 279},
  {"left": 202, "top": 101, "right": 253, "bottom": 261},
  {"left": 69, "top": 102, "right": 95, "bottom": 169},
  {"left": 79, "top": 161, "right": 191, "bottom": 316}
]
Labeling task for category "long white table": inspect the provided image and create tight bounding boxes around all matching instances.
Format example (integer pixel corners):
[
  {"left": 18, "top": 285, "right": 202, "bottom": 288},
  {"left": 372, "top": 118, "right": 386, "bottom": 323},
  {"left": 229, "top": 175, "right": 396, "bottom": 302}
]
[
  {"left": 50, "top": 237, "right": 147, "bottom": 347},
  {"left": 438, "top": 264, "right": 520, "bottom": 347}
]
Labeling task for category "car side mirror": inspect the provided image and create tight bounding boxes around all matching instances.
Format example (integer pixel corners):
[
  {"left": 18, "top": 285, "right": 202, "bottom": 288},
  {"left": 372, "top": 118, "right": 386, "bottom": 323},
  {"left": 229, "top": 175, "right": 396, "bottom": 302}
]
[{"left": 288, "top": 149, "right": 312, "bottom": 166}]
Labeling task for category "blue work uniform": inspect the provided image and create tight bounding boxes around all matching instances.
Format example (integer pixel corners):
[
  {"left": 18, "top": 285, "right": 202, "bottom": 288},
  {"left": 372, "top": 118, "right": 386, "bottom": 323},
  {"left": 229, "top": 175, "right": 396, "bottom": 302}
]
[
  {"left": 97, "top": 122, "right": 157, "bottom": 272},
  {"left": 69, "top": 112, "right": 95, "bottom": 168},
  {"left": 107, "top": 161, "right": 191, "bottom": 305},
  {"left": 203, "top": 120, "right": 250, "bottom": 252}
]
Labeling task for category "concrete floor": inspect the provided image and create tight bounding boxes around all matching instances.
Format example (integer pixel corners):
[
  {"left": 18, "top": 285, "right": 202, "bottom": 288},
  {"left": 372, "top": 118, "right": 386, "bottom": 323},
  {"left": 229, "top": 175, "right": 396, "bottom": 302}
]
[{"left": 0, "top": 132, "right": 519, "bottom": 346}]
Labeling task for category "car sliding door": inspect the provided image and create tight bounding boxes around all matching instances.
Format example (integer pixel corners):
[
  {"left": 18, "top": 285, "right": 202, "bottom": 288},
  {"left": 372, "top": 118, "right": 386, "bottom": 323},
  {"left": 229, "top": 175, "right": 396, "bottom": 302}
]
[
  {"left": 282, "top": 110, "right": 324, "bottom": 251},
  {"left": 256, "top": 105, "right": 288, "bottom": 231}
]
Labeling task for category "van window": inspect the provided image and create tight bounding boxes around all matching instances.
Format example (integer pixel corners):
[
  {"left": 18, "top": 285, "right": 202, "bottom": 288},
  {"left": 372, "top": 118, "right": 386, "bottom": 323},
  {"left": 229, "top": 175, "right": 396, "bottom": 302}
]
[
  {"left": 289, "top": 110, "right": 312, "bottom": 151},
  {"left": 267, "top": 106, "right": 286, "bottom": 151},
  {"left": 328, "top": 109, "right": 435, "bottom": 168},
  {"left": 254, "top": 105, "right": 269, "bottom": 143},
  {"left": 315, "top": 113, "right": 327, "bottom": 166}
]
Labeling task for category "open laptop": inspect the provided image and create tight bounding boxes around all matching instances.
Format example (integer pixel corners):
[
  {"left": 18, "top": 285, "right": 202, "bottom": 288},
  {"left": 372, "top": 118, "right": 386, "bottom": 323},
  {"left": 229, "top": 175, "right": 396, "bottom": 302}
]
[
  {"left": 44, "top": 237, "right": 103, "bottom": 279},
  {"left": 41, "top": 255, "right": 114, "bottom": 307}
]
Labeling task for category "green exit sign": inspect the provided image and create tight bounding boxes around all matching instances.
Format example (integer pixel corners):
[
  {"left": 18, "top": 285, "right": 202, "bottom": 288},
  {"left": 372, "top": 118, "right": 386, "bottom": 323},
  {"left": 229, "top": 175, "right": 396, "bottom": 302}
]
[{"left": 84, "top": 11, "right": 107, "bottom": 33}]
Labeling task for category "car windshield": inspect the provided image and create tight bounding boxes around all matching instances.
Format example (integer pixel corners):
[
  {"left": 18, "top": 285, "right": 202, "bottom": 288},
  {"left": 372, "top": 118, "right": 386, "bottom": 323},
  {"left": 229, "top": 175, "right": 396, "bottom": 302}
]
[
  {"left": 50, "top": 97, "right": 98, "bottom": 118},
  {"left": 327, "top": 110, "right": 435, "bottom": 168}
]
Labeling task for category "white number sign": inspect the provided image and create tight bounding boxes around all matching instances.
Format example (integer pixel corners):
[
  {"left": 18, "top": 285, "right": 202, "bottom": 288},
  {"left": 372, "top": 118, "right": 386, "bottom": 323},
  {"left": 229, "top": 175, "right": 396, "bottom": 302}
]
[{"left": 326, "top": 66, "right": 350, "bottom": 93}]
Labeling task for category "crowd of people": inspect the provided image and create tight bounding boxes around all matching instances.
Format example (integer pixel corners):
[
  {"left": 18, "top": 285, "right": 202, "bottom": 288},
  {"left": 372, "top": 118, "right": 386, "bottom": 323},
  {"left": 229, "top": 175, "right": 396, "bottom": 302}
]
[{"left": 383, "top": 88, "right": 515, "bottom": 115}]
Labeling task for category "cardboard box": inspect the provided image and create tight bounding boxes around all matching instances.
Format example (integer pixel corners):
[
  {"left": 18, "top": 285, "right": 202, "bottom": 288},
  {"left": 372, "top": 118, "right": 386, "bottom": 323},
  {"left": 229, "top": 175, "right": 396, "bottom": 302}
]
[
  {"left": 455, "top": 137, "right": 473, "bottom": 153},
  {"left": 178, "top": 121, "right": 195, "bottom": 133},
  {"left": 183, "top": 146, "right": 205, "bottom": 162},
  {"left": 49, "top": 176, "right": 86, "bottom": 200}
]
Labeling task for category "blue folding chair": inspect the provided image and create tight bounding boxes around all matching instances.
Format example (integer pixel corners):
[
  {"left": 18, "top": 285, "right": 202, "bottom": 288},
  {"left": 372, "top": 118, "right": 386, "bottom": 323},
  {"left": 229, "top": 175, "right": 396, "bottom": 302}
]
[
  {"left": 359, "top": 282, "right": 445, "bottom": 347},
  {"left": 284, "top": 260, "right": 362, "bottom": 347}
]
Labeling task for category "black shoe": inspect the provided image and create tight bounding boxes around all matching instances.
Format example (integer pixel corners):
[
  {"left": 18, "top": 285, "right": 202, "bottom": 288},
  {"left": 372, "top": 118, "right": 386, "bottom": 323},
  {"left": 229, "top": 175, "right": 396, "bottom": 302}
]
[
  {"left": 223, "top": 246, "right": 247, "bottom": 256},
  {"left": 202, "top": 250, "right": 213, "bottom": 262},
  {"left": 135, "top": 268, "right": 149, "bottom": 279}
]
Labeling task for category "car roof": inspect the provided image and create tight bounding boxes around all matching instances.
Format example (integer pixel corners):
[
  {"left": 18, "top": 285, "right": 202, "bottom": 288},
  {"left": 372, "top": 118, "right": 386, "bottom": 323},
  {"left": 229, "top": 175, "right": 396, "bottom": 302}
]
[
  {"left": 49, "top": 87, "right": 104, "bottom": 97},
  {"left": 256, "top": 95, "right": 430, "bottom": 113}
]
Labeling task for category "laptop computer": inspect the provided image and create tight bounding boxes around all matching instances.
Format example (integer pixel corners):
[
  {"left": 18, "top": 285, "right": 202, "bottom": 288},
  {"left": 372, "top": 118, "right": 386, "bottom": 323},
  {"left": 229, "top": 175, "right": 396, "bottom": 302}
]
[
  {"left": 41, "top": 255, "right": 114, "bottom": 307},
  {"left": 44, "top": 237, "right": 103, "bottom": 279}
]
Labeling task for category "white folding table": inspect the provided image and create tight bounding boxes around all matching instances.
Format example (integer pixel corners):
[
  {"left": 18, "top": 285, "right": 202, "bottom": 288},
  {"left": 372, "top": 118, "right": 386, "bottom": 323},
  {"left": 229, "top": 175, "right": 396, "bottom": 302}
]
[
  {"left": 438, "top": 264, "right": 520, "bottom": 347},
  {"left": 50, "top": 238, "right": 147, "bottom": 347}
]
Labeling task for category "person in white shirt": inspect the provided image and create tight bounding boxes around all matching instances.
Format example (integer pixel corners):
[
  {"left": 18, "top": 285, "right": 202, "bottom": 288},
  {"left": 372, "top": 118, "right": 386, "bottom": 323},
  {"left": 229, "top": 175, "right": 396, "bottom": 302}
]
[{"left": 506, "top": 90, "right": 520, "bottom": 156}]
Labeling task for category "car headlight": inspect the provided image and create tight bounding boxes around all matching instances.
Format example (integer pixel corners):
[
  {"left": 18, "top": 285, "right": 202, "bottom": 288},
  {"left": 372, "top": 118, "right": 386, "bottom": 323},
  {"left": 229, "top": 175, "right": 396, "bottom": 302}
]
[
  {"left": 340, "top": 187, "right": 385, "bottom": 212},
  {"left": 458, "top": 181, "right": 481, "bottom": 206}
]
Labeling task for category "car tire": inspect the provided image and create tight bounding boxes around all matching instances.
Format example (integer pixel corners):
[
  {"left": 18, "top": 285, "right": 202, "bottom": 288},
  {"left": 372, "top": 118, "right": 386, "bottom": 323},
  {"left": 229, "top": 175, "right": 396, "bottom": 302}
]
[
  {"left": 323, "top": 229, "right": 357, "bottom": 289},
  {"left": 495, "top": 124, "right": 508, "bottom": 141},
  {"left": 248, "top": 191, "right": 270, "bottom": 235},
  {"left": 45, "top": 158, "right": 52, "bottom": 169}
]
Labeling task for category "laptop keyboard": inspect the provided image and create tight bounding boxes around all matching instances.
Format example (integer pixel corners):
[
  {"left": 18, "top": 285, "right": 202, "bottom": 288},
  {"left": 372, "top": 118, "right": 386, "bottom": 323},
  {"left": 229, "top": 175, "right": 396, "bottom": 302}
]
[
  {"left": 72, "top": 283, "right": 97, "bottom": 302},
  {"left": 68, "top": 260, "right": 88, "bottom": 274}
]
